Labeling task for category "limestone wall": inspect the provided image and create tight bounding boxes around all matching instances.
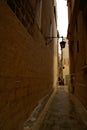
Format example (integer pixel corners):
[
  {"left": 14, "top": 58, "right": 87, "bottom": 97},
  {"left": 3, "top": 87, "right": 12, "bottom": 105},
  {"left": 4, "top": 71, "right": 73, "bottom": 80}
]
[{"left": 0, "top": 1, "right": 58, "bottom": 130}]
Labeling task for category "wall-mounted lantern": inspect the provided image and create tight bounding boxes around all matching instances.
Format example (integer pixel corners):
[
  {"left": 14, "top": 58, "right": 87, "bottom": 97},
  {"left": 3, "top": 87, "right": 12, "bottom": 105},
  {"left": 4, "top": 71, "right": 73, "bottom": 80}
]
[
  {"left": 46, "top": 34, "right": 66, "bottom": 47},
  {"left": 59, "top": 36, "right": 66, "bottom": 49},
  {"left": 60, "top": 41, "right": 66, "bottom": 49}
]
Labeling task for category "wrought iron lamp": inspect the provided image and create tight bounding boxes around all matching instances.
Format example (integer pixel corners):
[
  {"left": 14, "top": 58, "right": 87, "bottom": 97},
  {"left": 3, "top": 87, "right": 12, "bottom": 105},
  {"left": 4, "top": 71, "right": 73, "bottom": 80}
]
[
  {"left": 60, "top": 41, "right": 66, "bottom": 49},
  {"left": 46, "top": 35, "right": 66, "bottom": 48}
]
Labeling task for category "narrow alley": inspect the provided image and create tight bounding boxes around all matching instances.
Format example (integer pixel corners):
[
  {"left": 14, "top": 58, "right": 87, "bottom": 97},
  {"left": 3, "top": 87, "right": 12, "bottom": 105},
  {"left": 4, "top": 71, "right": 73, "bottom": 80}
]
[
  {"left": 24, "top": 86, "right": 87, "bottom": 130},
  {"left": 1, "top": 0, "right": 87, "bottom": 130}
]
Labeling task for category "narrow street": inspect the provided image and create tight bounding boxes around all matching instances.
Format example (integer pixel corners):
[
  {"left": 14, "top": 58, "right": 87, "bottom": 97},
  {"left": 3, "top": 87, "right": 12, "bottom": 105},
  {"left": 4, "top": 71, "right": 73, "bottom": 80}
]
[
  {"left": 1, "top": 1, "right": 87, "bottom": 129},
  {"left": 31, "top": 86, "right": 87, "bottom": 130}
]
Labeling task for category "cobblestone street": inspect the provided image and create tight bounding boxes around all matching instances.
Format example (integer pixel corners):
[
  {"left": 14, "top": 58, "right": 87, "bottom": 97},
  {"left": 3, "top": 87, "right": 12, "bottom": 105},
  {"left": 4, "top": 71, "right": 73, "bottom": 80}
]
[{"left": 31, "top": 86, "right": 87, "bottom": 130}]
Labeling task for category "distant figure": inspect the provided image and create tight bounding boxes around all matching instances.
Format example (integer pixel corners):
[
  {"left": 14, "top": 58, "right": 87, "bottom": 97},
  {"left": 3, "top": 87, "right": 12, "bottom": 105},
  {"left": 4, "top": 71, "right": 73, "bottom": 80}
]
[{"left": 62, "top": 78, "right": 64, "bottom": 85}]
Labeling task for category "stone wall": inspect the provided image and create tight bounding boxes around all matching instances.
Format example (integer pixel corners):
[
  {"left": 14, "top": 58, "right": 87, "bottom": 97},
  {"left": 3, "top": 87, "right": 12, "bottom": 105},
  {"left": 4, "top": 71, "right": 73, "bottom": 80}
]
[
  {"left": 0, "top": 1, "right": 58, "bottom": 130},
  {"left": 74, "top": 10, "right": 87, "bottom": 109},
  {"left": 68, "top": 0, "right": 87, "bottom": 109}
]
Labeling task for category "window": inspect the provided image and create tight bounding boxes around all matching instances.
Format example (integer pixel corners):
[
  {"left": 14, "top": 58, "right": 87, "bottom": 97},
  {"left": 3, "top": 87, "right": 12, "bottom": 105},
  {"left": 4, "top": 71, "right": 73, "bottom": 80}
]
[
  {"left": 54, "top": 6, "right": 57, "bottom": 25},
  {"left": 76, "top": 19, "right": 78, "bottom": 32},
  {"left": 77, "top": 40, "right": 79, "bottom": 53},
  {"left": 36, "top": 0, "right": 42, "bottom": 29}
]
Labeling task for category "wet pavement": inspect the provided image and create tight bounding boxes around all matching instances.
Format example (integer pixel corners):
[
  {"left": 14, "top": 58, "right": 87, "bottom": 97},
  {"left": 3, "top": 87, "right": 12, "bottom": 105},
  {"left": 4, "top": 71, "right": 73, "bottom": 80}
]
[{"left": 24, "top": 86, "right": 87, "bottom": 130}]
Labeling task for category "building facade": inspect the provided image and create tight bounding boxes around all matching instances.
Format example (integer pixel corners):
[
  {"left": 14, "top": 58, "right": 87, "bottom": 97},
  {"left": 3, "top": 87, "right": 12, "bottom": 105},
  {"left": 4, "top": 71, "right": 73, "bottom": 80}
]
[
  {"left": 62, "top": 39, "right": 69, "bottom": 86},
  {"left": 67, "top": 0, "right": 87, "bottom": 108},
  {"left": 0, "top": 0, "right": 58, "bottom": 129},
  {"left": 58, "top": 38, "right": 69, "bottom": 86}
]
